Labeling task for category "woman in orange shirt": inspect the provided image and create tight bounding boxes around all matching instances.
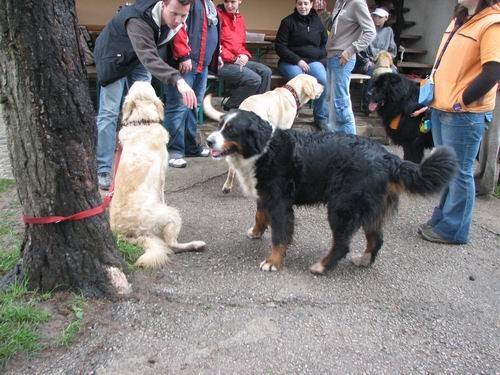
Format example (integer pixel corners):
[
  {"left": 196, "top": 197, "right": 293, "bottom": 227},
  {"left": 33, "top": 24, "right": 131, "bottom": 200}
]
[{"left": 419, "top": 0, "right": 500, "bottom": 244}]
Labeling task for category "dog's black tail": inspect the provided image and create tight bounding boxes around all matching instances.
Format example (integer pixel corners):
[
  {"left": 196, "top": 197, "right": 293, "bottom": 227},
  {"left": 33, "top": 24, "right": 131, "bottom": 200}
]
[{"left": 389, "top": 147, "right": 458, "bottom": 195}]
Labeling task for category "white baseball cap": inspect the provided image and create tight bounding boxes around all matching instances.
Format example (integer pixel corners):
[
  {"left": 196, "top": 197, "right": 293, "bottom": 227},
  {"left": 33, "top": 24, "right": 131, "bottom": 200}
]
[{"left": 371, "top": 8, "right": 389, "bottom": 18}]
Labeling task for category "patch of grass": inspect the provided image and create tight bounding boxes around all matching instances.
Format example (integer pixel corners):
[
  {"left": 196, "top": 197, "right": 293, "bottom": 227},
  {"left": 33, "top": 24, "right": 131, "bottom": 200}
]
[
  {"left": 0, "top": 179, "right": 14, "bottom": 194},
  {"left": 0, "top": 280, "right": 51, "bottom": 368},
  {"left": 116, "top": 237, "right": 143, "bottom": 266},
  {"left": 56, "top": 294, "right": 86, "bottom": 347},
  {"left": 0, "top": 250, "right": 20, "bottom": 275},
  {"left": 494, "top": 183, "right": 500, "bottom": 199}
]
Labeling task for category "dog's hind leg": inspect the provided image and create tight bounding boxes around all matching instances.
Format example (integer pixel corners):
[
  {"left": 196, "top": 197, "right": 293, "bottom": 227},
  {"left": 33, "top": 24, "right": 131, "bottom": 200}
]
[
  {"left": 134, "top": 236, "right": 173, "bottom": 269},
  {"left": 351, "top": 229, "right": 384, "bottom": 267},
  {"left": 310, "top": 207, "right": 359, "bottom": 275},
  {"left": 222, "top": 167, "right": 236, "bottom": 194}
]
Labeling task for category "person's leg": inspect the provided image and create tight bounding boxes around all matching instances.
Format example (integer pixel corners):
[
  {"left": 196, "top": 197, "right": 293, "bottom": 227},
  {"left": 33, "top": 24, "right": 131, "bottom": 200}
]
[
  {"left": 126, "top": 63, "right": 152, "bottom": 89},
  {"left": 96, "top": 77, "right": 127, "bottom": 176},
  {"left": 430, "top": 111, "right": 488, "bottom": 243},
  {"left": 326, "top": 55, "right": 356, "bottom": 134},
  {"left": 217, "top": 63, "right": 261, "bottom": 109},
  {"left": 185, "top": 67, "right": 208, "bottom": 156},
  {"left": 277, "top": 61, "right": 303, "bottom": 80},
  {"left": 307, "top": 61, "right": 328, "bottom": 123},
  {"left": 246, "top": 61, "right": 272, "bottom": 94},
  {"left": 164, "top": 71, "right": 194, "bottom": 160}
]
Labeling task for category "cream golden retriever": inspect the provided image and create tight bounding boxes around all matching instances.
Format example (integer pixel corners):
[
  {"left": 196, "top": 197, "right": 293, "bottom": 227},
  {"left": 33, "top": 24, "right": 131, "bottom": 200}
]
[
  {"left": 203, "top": 74, "right": 324, "bottom": 193},
  {"left": 110, "top": 81, "right": 206, "bottom": 268},
  {"left": 372, "top": 50, "right": 394, "bottom": 77}
]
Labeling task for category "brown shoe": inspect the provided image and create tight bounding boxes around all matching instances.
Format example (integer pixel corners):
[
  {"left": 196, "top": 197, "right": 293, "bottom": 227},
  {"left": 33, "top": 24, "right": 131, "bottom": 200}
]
[{"left": 419, "top": 226, "right": 456, "bottom": 244}]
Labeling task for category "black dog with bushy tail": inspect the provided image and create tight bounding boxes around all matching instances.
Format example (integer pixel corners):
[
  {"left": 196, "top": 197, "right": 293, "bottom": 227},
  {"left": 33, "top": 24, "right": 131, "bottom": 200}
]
[
  {"left": 206, "top": 110, "right": 457, "bottom": 274},
  {"left": 369, "top": 73, "right": 434, "bottom": 163}
]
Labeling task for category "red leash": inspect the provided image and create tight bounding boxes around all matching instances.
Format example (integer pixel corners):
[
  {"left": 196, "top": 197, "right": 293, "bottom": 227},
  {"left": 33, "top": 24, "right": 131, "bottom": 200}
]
[{"left": 22, "top": 146, "right": 122, "bottom": 225}]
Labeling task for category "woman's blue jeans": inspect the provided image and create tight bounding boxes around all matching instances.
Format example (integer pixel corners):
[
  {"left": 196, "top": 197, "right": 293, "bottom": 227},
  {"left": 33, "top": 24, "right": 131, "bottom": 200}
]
[
  {"left": 428, "top": 109, "right": 491, "bottom": 244},
  {"left": 96, "top": 64, "right": 151, "bottom": 174},
  {"left": 326, "top": 55, "right": 356, "bottom": 134},
  {"left": 278, "top": 61, "right": 328, "bottom": 123}
]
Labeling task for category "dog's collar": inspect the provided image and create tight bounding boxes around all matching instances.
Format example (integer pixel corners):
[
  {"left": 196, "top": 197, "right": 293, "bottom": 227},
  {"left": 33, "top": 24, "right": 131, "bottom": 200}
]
[
  {"left": 283, "top": 84, "right": 301, "bottom": 110},
  {"left": 122, "top": 119, "right": 160, "bottom": 127}
]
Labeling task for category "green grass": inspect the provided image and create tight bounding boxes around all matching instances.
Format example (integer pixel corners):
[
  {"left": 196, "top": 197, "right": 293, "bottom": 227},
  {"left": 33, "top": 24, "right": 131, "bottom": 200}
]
[
  {"left": 494, "top": 183, "right": 500, "bottom": 199},
  {"left": 0, "top": 250, "right": 20, "bottom": 275},
  {"left": 0, "top": 179, "right": 14, "bottom": 194},
  {"left": 116, "top": 237, "right": 143, "bottom": 266},
  {"left": 56, "top": 294, "right": 86, "bottom": 347},
  {"left": 0, "top": 280, "right": 51, "bottom": 368}
]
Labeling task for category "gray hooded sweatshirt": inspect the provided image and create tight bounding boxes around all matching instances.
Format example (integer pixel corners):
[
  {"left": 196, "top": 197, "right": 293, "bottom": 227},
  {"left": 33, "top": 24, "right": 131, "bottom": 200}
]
[{"left": 325, "top": 0, "right": 376, "bottom": 59}]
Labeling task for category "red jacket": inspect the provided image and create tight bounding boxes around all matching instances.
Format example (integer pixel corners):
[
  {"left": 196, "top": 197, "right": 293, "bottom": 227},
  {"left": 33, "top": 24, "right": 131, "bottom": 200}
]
[{"left": 217, "top": 7, "right": 252, "bottom": 63}]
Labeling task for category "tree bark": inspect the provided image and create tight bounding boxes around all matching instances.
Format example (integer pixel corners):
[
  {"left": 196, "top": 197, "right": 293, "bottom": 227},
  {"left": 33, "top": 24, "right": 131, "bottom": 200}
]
[{"left": 0, "top": 0, "right": 129, "bottom": 296}]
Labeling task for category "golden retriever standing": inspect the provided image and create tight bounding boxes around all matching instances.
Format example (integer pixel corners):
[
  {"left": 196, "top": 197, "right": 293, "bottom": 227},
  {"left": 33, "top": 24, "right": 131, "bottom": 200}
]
[
  {"left": 203, "top": 74, "right": 324, "bottom": 193},
  {"left": 110, "top": 81, "right": 206, "bottom": 268}
]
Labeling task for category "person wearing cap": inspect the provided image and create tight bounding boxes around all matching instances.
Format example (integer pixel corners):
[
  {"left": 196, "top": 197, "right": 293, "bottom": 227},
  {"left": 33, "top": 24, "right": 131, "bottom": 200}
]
[
  {"left": 324, "top": 0, "right": 376, "bottom": 134},
  {"left": 356, "top": 7, "right": 397, "bottom": 112},
  {"left": 356, "top": 7, "right": 397, "bottom": 75}
]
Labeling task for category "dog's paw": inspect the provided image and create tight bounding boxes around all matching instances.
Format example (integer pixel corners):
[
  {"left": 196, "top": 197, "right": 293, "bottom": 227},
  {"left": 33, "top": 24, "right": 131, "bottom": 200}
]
[
  {"left": 351, "top": 253, "right": 371, "bottom": 267},
  {"left": 259, "top": 259, "right": 280, "bottom": 272},
  {"left": 222, "top": 186, "right": 232, "bottom": 194},
  {"left": 247, "top": 227, "right": 263, "bottom": 239},
  {"left": 309, "top": 261, "right": 326, "bottom": 275}
]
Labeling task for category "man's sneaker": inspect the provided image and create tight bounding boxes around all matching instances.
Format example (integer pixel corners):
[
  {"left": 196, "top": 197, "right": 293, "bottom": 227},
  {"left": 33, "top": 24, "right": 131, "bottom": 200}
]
[
  {"left": 98, "top": 172, "right": 111, "bottom": 191},
  {"left": 419, "top": 226, "right": 459, "bottom": 245},
  {"left": 186, "top": 148, "right": 210, "bottom": 157},
  {"left": 168, "top": 158, "right": 187, "bottom": 168}
]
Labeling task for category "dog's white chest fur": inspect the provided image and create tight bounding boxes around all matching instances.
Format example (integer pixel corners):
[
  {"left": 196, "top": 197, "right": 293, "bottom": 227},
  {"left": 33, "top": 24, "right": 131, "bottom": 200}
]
[{"left": 227, "top": 155, "right": 259, "bottom": 199}]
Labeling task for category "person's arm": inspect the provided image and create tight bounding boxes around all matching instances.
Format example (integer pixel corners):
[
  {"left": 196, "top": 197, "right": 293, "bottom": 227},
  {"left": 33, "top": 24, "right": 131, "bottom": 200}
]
[
  {"left": 462, "top": 62, "right": 500, "bottom": 105},
  {"left": 126, "top": 18, "right": 181, "bottom": 86},
  {"left": 172, "top": 25, "right": 191, "bottom": 63},
  {"left": 344, "top": 0, "right": 376, "bottom": 59},
  {"left": 275, "top": 19, "right": 302, "bottom": 65}
]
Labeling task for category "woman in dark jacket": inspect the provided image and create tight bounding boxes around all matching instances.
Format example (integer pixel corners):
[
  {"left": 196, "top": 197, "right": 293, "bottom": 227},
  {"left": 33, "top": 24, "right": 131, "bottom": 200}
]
[{"left": 275, "top": 0, "right": 328, "bottom": 129}]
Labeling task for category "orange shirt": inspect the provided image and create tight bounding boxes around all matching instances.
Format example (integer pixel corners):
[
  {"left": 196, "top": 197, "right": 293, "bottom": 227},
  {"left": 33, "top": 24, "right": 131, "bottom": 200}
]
[{"left": 431, "top": 5, "right": 500, "bottom": 112}]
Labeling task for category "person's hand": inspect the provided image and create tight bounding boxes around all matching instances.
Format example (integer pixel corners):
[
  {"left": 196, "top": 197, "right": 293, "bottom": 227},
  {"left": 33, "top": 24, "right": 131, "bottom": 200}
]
[
  {"left": 363, "top": 61, "right": 374, "bottom": 72},
  {"left": 298, "top": 60, "right": 310, "bottom": 73},
  {"left": 176, "top": 78, "right": 197, "bottom": 109},
  {"left": 235, "top": 54, "right": 249, "bottom": 67},
  {"left": 179, "top": 60, "right": 192, "bottom": 74},
  {"left": 340, "top": 51, "right": 350, "bottom": 66},
  {"left": 218, "top": 56, "right": 224, "bottom": 68},
  {"left": 410, "top": 106, "right": 428, "bottom": 117}
]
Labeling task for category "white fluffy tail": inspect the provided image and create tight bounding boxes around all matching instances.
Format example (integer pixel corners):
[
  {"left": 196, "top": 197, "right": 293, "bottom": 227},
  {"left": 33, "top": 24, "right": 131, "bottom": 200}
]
[
  {"left": 134, "top": 236, "right": 173, "bottom": 269},
  {"left": 203, "top": 93, "right": 224, "bottom": 122}
]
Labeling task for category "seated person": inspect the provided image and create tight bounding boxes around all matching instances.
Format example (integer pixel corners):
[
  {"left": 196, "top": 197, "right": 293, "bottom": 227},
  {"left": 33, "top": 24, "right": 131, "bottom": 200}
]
[
  {"left": 216, "top": 0, "right": 272, "bottom": 110},
  {"left": 356, "top": 7, "right": 397, "bottom": 75},
  {"left": 355, "top": 7, "right": 398, "bottom": 112},
  {"left": 275, "top": 0, "right": 328, "bottom": 130}
]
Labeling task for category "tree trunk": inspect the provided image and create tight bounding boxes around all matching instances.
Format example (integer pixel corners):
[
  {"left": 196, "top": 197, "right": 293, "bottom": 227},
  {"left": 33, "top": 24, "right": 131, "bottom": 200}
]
[{"left": 0, "top": 0, "right": 129, "bottom": 296}]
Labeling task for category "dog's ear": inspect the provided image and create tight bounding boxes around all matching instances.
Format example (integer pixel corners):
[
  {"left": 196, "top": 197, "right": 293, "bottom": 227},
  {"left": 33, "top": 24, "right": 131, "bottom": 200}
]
[
  {"left": 122, "top": 96, "right": 135, "bottom": 123},
  {"left": 304, "top": 78, "right": 318, "bottom": 99}
]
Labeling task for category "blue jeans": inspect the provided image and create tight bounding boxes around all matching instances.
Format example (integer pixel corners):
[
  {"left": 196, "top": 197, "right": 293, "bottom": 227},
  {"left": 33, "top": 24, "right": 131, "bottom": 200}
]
[
  {"left": 326, "top": 55, "right": 356, "bottom": 134},
  {"left": 278, "top": 61, "right": 328, "bottom": 123},
  {"left": 164, "top": 66, "right": 208, "bottom": 159},
  {"left": 96, "top": 64, "right": 151, "bottom": 174},
  {"left": 428, "top": 109, "right": 491, "bottom": 244}
]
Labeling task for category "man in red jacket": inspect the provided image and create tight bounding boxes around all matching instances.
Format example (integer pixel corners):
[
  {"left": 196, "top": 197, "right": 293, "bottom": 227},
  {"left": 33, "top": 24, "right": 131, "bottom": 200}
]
[{"left": 216, "top": 0, "right": 272, "bottom": 110}]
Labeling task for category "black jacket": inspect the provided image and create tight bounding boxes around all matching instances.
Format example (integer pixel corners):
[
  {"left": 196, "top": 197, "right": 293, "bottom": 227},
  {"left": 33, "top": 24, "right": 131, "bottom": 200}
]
[
  {"left": 275, "top": 9, "right": 327, "bottom": 65},
  {"left": 94, "top": 0, "right": 173, "bottom": 86}
]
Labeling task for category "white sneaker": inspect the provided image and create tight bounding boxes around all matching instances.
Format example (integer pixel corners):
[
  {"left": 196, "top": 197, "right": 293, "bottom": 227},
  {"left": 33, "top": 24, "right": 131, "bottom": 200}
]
[
  {"left": 168, "top": 158, "right": 187, "bottom": 168},
  {"left": 200, "top": 148, "right": 210, "bottom": 157}
]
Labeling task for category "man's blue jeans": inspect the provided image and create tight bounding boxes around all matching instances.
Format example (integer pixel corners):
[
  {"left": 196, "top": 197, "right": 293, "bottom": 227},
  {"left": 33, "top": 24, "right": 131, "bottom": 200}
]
[
  {"left": 96, "top": 64, "right": 151, "bottom": 174},
  {"left": 164, "top": 66, "right": 208, "bottom": 159},
  {"left": 278, "top": 61, "right": 328, "bottom": 123},
  {"left": 326, "top": 55, "right": 356, "bottom": 134},
  {"left": 428, "top": 109, "right": 491, "bottom": 244}
]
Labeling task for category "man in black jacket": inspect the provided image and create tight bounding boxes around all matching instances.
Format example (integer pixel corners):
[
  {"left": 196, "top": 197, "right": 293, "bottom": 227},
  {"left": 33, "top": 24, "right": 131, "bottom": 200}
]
[{"left": 94, "top": 0, "right": 196, "bottom": 190}]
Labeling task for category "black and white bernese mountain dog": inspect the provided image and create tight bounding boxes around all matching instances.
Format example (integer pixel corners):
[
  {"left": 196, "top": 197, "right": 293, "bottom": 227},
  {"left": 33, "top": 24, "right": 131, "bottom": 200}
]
[
  {"left": 369, "top": 73, "right": 434, "bottom": 163},
  {"left": 206, "top": 110, "right": 457, "bottom": 275}
]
